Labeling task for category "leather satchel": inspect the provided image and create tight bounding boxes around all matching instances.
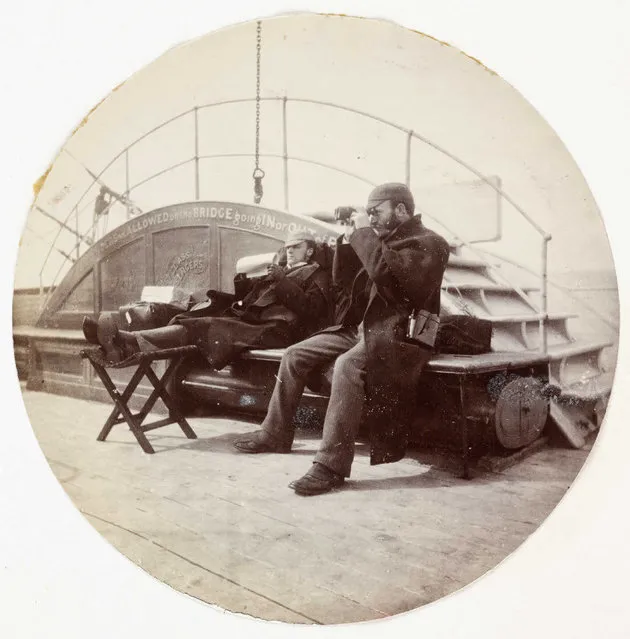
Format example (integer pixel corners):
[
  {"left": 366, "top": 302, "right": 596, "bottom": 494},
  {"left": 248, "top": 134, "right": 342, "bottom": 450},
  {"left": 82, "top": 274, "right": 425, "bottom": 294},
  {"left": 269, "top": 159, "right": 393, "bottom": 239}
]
[{"left": 435, "top": 315, "right": 493, "bottom": 355}]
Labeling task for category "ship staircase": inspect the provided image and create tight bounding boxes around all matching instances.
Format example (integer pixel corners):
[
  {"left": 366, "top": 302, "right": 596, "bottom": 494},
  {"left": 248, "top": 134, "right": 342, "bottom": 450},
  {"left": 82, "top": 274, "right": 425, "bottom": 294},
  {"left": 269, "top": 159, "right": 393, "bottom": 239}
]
[
  {"left": 437, "top": 236, "right": 614, "bottom": 449},
  {"left": 16, "top": 96, "right": 618, "bottom": 453}
]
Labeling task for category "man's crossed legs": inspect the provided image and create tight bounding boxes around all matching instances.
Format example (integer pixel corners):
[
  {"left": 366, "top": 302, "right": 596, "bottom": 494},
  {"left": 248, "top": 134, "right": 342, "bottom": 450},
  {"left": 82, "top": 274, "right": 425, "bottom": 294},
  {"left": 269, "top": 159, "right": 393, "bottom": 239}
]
[{"left": 234, "top": 326, "right": 367, "bottom": 494}]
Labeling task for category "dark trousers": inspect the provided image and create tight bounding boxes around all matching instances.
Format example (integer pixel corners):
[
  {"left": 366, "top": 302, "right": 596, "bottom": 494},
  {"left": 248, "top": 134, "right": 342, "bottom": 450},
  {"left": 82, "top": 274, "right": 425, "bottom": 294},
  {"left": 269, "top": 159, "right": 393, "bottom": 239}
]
[{"left": 261, "top": 326, "right": 367, "bottom": 477}]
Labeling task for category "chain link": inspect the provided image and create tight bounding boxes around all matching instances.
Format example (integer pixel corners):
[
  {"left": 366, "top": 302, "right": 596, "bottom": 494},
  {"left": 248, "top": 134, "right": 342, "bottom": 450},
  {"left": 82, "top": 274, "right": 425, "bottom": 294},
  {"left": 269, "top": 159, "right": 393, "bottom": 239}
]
[
  {"left": 253, "top": 20, "right": 264, "bottom": 203},
  {"left": 254, "top": 20, "right": 262, "bottom": 174}
]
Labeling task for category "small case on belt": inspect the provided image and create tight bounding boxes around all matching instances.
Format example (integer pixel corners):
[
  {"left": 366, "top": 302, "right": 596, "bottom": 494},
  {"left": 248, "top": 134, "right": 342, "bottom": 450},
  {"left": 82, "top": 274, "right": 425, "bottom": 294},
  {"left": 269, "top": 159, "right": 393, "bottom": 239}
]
[{"left": 406, "top": 309, "right": 440, "bottom": 348}]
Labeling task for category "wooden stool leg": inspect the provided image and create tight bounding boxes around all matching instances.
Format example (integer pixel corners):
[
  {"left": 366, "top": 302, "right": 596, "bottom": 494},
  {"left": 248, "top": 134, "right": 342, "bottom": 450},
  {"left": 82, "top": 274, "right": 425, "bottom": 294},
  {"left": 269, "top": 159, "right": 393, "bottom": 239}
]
[
  {"left": 115, "top": 398, "right": 156, "bottom": 454},
  {"left": 88, "top": 359, "right": 127, "bottom": 442},
  {"left": 90, "top": 358, "right": 156, "bottom": 452},
  {"left": 145, "top": 363, "right": 197, "bottom": 440},
  {"left": 83, "top": 347, "right": 198, "bottom": 452}
]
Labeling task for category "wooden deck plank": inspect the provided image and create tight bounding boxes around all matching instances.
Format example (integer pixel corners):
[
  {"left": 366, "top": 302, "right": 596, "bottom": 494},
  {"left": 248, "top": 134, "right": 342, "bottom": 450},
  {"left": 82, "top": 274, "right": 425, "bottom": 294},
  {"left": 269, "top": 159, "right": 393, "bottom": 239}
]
[
  {"left": 25, "top": 390, "right": 590, "bottom": 624},
  {"left": 63, "top": 476, "right": 383, "bottom": 624},
  {"left": 43, "top": 424, "right": 517, "bottom": 592},
  {"left": 60, "top": 467, "right": 421, "bottom": 617},
  {"left": 83, "top": 513, "right": 315, "bottom": 624}
]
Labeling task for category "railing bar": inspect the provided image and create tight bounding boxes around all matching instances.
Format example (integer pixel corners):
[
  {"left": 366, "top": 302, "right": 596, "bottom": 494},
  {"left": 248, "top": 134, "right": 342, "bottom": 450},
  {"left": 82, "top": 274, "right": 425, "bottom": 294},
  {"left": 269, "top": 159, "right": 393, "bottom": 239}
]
[
  {"left": 282, "top": 97, "right": 289, "bottom": 210},
  {"left": 35, "top": 206, "right": 92, "bottom": 245},
  {"left": 405, "top": 130, "right": 413, "bottom": 187},
  {"left": 198, "top": 152, "right": 377, "bottom": 187},
  {"left": 67, "top": 156, "right": 196, "bottom": 242},
  {"left": 55, "top": 97, "right": 551, "bottom": 245},
  {"left": 41, "top": 151, "right": 376, "bottom": 294},
  {"left": 495, "top": 176, "right": 503, "bottom": 241},
  {"left": 194, "top": 107, "right": 200, "bottom": 200},
  {"left": 43, "top": 151, "right": 123, "bottom": 264},
  {"left": 40, "top": 97, "right": 556, "bottom": 303},
  {"left": 125, "top": 158, "right": 196, "bottom": 193},
  {"left": 125, "top": 150, "right": 131, "bottom": 219},
  {"left": 36, "top": 206, "right": 87, "bottom": 281},
  {"left": 47, "top": 96, "right": 551, "bottom": 273},
  {"left": 288, "top": 97, "right": 410, "bottom": 133},
  {"left": 540, "top": 238, "right": 549, "bottom": 353},
  {"left": 58, "top": 108, "right": 195, "bottom": 217},
  {"left": 126, "top": 109, "right": 196, "bottom": 151},
  {"left": 407, "top": 132, "right": 550, "bottom": 239},
  {"left": 476, "top": 247, "right": 619, "bottom": 331},
  {"left": 25, "top": 225, "right": 76, "bottom": 264},
  {"left": 417, "top": 207, "right": 540, "bottom": 313}
]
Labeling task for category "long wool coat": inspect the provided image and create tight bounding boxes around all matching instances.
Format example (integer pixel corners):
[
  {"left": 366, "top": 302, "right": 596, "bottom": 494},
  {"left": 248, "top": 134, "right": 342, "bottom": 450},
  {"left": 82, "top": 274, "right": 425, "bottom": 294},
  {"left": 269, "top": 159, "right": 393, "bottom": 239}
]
[
  {"left": 173, "top": 262, "right": 329, "bottom": 370},
  {"left": 330, "top": 216, "right": 450, "bottom": 466}
]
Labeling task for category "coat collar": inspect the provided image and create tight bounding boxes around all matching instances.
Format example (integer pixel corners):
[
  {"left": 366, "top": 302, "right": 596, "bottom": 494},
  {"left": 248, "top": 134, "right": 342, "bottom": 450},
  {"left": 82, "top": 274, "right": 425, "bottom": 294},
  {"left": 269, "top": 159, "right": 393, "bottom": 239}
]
[{"left": 382, "top": 214, "right": 425, "bottom": 243}]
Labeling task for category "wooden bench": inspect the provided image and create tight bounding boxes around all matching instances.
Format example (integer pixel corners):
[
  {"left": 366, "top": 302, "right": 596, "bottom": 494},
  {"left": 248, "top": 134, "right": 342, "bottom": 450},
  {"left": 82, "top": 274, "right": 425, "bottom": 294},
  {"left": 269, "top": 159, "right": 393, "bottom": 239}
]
[{"left": 182, "top": 347, "right": 551, "bottom": 477}]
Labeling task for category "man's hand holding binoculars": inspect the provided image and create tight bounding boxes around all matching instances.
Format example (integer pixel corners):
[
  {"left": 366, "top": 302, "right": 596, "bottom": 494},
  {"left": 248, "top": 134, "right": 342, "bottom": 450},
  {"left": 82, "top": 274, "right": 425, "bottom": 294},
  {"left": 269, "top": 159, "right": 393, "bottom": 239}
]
[{"left": 334, "top": 206, "right": 370, "bottom": 242}]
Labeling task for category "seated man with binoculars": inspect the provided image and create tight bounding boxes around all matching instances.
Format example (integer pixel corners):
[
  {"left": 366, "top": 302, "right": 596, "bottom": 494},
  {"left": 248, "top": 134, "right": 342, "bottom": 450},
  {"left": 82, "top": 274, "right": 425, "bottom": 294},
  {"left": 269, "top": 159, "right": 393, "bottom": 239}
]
[{"left": 235, "top": 182, "right": 451, "bottom": 496}]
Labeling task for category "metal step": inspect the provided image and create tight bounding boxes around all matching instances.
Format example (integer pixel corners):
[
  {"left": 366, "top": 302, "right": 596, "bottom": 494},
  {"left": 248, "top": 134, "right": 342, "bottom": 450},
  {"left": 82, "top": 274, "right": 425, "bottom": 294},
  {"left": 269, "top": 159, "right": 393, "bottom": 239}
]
[
  {"left": 545, "top": 339, "right": 613, "bottom": 361},
  {"left": 477, "top": 312, "right": 576, "bottom": 323},
  {"left": 549, "top": 402, "right": 596, "bottom": 449},
  {"left": 442, "top": 281, "right": 538, "bottom": 293},
  {"left": 560, "top": 371, "right": 615, "bottom": 403},
  {"left": 485, "top": 314, "right": 575, "bottom": 351},
  {"left": 447, "top": 255, "right": 489, "bottom": 269},
  {"left": 442, "top": 286, "right": 539, "bottom": 317},
  {"left": 443, "top": 267, "right": 497, "bottom": 287},
  {"left": 546, "top": 339, "right": 613, "bottom": 388}
]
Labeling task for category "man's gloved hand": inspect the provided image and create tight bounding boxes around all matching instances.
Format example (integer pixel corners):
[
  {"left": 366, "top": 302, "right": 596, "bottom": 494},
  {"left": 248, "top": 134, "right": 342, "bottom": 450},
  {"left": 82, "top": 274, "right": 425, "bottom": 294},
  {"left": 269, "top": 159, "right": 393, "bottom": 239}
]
[{"left": 267, "top": 264, "right": 286, "bottom": 281}]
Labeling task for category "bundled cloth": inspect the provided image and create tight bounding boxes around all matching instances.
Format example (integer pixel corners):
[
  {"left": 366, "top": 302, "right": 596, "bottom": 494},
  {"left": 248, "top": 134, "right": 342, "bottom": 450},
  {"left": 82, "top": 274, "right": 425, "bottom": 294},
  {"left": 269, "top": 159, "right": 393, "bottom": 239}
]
[{"left": 117, "top": 286, "right": 193, "bottom": 331}]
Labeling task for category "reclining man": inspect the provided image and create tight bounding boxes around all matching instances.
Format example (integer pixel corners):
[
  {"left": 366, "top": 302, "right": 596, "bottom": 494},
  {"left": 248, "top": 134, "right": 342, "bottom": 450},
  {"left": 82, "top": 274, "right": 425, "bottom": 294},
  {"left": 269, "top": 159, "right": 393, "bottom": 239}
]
[
  {"left": 234, "top": 183, "right": 450, "bottom": 496},
  {"left": 83, "top": 229, "right": 330, "bottom": 370}
]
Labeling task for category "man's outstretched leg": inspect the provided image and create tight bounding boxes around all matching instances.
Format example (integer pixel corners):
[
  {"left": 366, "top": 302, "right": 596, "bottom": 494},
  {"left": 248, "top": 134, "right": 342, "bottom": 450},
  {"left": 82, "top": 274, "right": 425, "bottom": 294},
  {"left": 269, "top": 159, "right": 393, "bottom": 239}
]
[
  {"left": 234, "top": 328, "right": 359, "bottom": 454},
  {"left": 291, "top": 336, "right": 367, "bottom": 495}
]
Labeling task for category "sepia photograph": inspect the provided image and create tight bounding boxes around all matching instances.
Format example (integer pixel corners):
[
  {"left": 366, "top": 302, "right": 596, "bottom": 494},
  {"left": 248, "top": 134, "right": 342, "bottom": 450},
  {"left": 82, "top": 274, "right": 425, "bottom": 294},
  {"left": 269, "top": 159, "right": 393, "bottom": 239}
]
[{"left": 5, "top": 5, "right": 628, "bottom": 632}]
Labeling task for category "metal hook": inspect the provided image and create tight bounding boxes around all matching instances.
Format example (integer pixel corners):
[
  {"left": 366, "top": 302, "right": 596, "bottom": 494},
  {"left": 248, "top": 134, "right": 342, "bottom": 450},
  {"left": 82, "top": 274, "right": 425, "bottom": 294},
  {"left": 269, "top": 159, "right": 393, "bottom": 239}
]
[{"left": 253, "top": 168, "right": 265, "bottom": 204}]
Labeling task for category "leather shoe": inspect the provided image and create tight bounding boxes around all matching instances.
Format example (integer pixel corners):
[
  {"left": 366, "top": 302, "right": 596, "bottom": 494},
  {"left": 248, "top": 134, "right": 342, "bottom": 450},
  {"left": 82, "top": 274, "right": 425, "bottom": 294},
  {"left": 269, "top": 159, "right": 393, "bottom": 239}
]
[
  {"left": 96, "top": 314, "right": 126, "bottom": 363},
  {"left": 82, "top": 316, "right": 99, "bottom": 344},
  {"left": 290, "top": 462, "right": 345, "bottom": 496},
  {"left": 233, "top": 430, "right": 291, "bottom": 454}
]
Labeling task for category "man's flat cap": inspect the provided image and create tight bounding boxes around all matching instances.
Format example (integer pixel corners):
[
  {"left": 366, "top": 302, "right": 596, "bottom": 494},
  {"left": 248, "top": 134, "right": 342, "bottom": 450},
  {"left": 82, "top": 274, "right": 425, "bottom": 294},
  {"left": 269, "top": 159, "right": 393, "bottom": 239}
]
[
  {"left": 367, "top": 182, "right": 415, "bottom": 215},
  {"left": 284, "top": 228, "right": 316, "bottom": 247}
]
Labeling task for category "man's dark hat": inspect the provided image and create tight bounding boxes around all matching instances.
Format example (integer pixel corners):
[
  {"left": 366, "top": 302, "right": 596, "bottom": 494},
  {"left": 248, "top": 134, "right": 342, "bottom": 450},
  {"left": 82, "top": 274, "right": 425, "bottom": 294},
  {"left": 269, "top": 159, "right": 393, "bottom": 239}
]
[{"left": 367, "top": 183, "right": 415, "bottom": 215}]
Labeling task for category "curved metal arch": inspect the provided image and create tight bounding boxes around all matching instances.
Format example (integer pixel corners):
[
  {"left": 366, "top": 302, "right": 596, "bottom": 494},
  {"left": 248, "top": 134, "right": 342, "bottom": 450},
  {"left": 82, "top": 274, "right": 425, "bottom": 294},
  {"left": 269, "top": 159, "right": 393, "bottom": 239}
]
[
  {"left": 40, "top": 95, "right": 552, "bottom": 303},
  {"left": 197, "top": 152, "right": 378, "bottom": 190},
  {"left": 56, "top": 95, "right": 551, "bottom": 246}
]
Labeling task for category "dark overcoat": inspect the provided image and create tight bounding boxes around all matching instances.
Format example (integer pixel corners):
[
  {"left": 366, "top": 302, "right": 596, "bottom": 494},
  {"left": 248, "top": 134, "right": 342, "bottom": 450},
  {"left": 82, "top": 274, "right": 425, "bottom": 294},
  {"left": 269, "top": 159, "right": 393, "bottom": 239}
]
[
  {"left": 174, "top": 261, "right": 329, "bottom": 369},
  {"left": 324, "top": 216, "right": 450, "bottom": 466}
]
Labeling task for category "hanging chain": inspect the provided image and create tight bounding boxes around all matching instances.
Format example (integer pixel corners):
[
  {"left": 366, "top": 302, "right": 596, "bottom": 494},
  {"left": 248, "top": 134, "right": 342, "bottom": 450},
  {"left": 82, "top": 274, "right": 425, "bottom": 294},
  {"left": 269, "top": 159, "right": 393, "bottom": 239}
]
[
  {"left": 253, "top": 20, "right": 265, "bottom": 204},
  {"left": 255, "top": 20, "right": 261, "bottom": 173}
]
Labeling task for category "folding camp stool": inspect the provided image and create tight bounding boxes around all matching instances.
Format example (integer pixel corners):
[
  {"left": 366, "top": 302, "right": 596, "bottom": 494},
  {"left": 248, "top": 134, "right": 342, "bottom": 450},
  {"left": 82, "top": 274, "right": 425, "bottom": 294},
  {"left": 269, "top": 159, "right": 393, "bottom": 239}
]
[{"left": 81, "top": 345, "right": 198, "bottom": 453}]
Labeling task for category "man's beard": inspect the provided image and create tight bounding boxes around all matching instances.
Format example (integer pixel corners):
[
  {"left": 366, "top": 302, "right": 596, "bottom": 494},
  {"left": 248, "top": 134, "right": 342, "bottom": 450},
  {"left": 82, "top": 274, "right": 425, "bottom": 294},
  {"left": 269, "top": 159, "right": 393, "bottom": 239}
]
[{"left": 371, "top": 215, "right": 398, "bottom": 236}]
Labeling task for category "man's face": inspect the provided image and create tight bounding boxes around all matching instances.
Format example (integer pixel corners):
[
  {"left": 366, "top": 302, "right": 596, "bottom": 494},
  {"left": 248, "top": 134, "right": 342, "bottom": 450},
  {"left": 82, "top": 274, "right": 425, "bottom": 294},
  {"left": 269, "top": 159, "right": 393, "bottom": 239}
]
[
  {"left": 286, "top": 241, "right": 311, "bottom": 266},
  {"left": 367, "top": 200, "right": 399, "bottom": 236}
]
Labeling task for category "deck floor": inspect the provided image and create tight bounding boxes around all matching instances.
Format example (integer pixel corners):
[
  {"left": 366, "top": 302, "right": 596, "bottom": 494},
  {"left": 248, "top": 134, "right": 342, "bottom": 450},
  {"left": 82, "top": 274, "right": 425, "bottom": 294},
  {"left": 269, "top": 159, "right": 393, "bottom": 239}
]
[{"left": 22, "top": 389, "right": 589, "bottom": 625}]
